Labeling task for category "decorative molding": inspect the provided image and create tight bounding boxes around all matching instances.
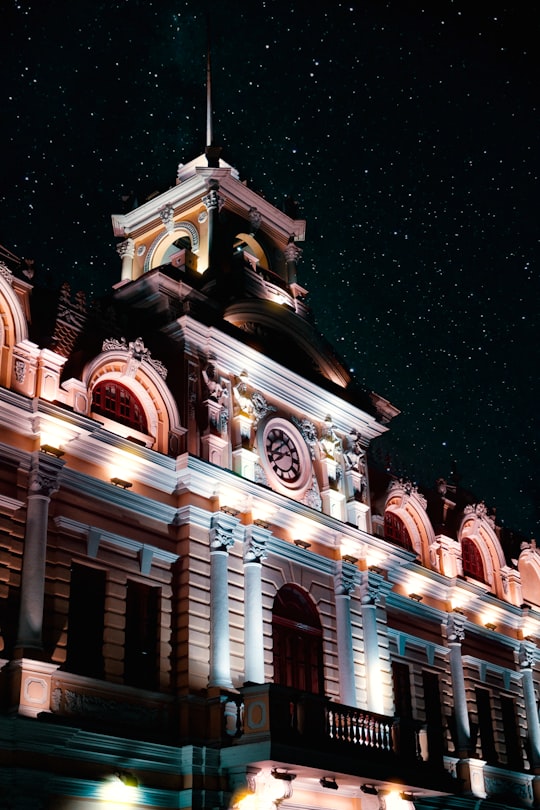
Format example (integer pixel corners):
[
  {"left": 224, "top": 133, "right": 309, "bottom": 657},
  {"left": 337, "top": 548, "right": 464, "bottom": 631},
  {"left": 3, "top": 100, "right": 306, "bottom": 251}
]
[
  {"left": 101, "top": 336, "right": 168, "bottom": 380},
  {"left": 54, "top": 516, "right": 179, "bottom": 571}
]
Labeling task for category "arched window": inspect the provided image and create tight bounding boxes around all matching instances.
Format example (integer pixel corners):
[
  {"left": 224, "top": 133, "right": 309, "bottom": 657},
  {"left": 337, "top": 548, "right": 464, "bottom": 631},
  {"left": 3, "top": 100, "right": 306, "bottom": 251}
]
[
  {"left": 384, "top": 512, "right": 413, "bottom": 551},
  {"left": 462, "top": 537, "right": 485, "bottom": 582},
  {"left": 272, "top": 585, "right": 324, "bottom": 694},
  {"left": 92, "top": 381, "right": 147, "bottom": 434}
]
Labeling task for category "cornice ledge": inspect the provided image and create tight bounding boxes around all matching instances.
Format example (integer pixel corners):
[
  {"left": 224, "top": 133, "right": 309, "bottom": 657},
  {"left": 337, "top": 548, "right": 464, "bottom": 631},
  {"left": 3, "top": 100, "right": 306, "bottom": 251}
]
[
  {"left": 267, "top": 535, "right": 334, "bottom": 575},
  {"left": 54, "top": 515, "right": 179, "bottom": 570},
  {"left": 60, "top": 468, "right": 177, "bottom": 524}
]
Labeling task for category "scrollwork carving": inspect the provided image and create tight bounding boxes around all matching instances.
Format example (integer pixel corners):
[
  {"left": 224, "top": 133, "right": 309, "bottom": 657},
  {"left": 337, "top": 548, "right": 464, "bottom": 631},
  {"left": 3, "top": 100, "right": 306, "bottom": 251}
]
[
  {"left": 446, "top": 612, "right": 466, "bottom": 643},
  {"left": 210, "top": 516, "right": 236, "bottom": 552}
]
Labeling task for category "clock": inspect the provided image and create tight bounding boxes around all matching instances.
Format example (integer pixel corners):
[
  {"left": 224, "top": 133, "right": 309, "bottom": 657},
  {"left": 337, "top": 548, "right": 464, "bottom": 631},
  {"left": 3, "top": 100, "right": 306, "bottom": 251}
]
[{"left": 259, "top": 418, "right": 311, "bottom": 493}]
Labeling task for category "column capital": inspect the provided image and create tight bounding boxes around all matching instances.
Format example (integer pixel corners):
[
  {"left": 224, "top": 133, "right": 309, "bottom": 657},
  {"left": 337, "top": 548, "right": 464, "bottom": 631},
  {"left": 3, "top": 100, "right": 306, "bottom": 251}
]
[
  {"left": 446, "top": 611, "right": 466, "bottom": 644},
  {"left": 519, "top": 640, "right": 537, "bottom": 670},
  {"left": 202, "top": 182, "right": 224, "bottom": 212},
  {"left": 116, "top": 237, "right": 135, "bottom": 259},
  {"left": 243, "top": 525, "right": 269, "bottom": 563},
  {"left": 30, "top": 451, "right": 65, "bottom": 498},
  {"left": 210, "top": 512, "right": 239, "bottom": 552},
  {"left": 334, "top": 560, "right": 358, "bottom": 596},
  {"left": 283, "top": 239, "right": 302, "bottom": 264},
  {"left": 358, "top": 570, "right": 390, "bottom": 605}
]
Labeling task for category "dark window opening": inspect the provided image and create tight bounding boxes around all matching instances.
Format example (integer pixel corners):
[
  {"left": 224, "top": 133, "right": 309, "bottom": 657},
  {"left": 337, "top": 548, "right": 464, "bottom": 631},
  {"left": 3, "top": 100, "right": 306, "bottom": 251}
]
[
  {"left": 462, "top": 538, "right": 485, "bottom": 582},
  {"left": 476, "top": 687, "right": 497, "bottom": 764},
  {"left": 393, "top": 661, "right": 413, "bottom": 718},
  {"left": 423, "top": 670, "right": 445, "bottom": 763},
  {"left": 272, "top": 584, "right": 324, "bottom": 694},
  {"left": 392, "top": 661, "right": 416, "bottom": 757},
  {"left": 66, "top": 563, "right": 106, "bottom": 678},
  {"left": 384, "top": 512, "right": 413, "bottom": 551},
  {"left": 501, "top": 695, "right": 523, "bottom": 770},
  {"left": 124, "top": 580, "right": 160, "bottom": 690},
  {"left": 92, "top": 381, "right": 147, "bottom": 434}
]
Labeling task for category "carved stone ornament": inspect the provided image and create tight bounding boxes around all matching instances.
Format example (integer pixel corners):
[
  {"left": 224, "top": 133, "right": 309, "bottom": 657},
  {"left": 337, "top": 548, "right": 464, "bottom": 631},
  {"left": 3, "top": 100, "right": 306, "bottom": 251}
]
[
  {"left": 244, "top": 532, "right": 268, "bottom": 563},
  {"left": 0, "top": 261, "right": 13, "bottom": 284},
  {"left": 210, "top": 518, "right": 236, "bottom": 552},
  {"left": 158, "top": 203, "right": 175, "bottom": 232},
  {"left": 283, "top": 239, "right": 303, "bottom": 264},
  {"left": 359, "top": 578, "right": 380, "bottom": 606},
  {"left": 519, "top": 642, "right": 536, "bottom": 670},
  {"left": 14, "top": 358, "right": 26, "bottom": 384},
  {"left": 101, "top": 336, "right": 168, "bottom": 380},
  {"left": 248, "top": 206, "right": 262, "bottom": 233},
  {"left": 251, "top": 391, "right": 276, "bottom": 425},
  {"left": 319, "top": 415, "right": 342, "bottom": 459},
  {"left": 389, "top": 478, "right": 418, "bottom": 496},
  {"left": 116, "top": 237, "right": 135, "bottom": 259},
  {"left": 202, "top": 360, "right": 228, "bottom": 405},
  {"left": 202, "top": 183, "right": 224, "bottom": 212},
  {"left": 464, "top": 501, "right": 495, "bottom": 527},
  {"left": 446, "top": 612, "right": 466, "bottom": 643},
  {"left": 303, "top": 475, "right": 322, "bottom": 510},
  {"left": 30, "top": 456, "right": 62, "bottom": 498},
  {"left": 233, "top": 376, "right": 276, "bottom": 424},
  {"left": 335, "top": 563, "right": 358, "bottom": 596},
  {"left": 343, "top": 429, "right": 366, "bottom": 473},
  {"left": 52, "top": 686, "right": 161, "bottom": 726},
  {"left": 291, "top": 416, "right": 318, "bottom": 458}
]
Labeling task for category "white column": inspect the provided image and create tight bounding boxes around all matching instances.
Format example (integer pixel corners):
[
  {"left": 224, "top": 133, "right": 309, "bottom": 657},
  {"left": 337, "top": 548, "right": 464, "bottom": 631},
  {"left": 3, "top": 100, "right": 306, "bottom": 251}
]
[
  {"left": 446, "top": 613, "right": 472, "bottom": 756},
  {"left": 359, "top": 575, "right": 385, "bottom": 715},
  {"left": 335, "top": 561, "right": 358, "bottom": 707},
  {"left": 208, "top": 512, "right": 237, "bottom": 689},
  {"left": 116, "top": 237, "right": 135, "bottom": 282},
  {"left": 16, "top": 452, "right": 64, "bottom": 654},
  {"left": 243, "top": 525, "right": 269, "bottom": 685},
  {"left": 519, "top": 642, "right": 540, "bottom": 770}
]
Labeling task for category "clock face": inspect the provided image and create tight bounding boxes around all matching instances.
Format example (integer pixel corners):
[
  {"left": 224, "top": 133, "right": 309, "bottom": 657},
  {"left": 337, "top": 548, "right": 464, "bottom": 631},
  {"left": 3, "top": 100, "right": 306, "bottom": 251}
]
[
  {"left": 266, "top": 427, "right": 301, "bottom": 482},
  {"left": 260, "top": 418, "right": 311, "bottom": 493}
]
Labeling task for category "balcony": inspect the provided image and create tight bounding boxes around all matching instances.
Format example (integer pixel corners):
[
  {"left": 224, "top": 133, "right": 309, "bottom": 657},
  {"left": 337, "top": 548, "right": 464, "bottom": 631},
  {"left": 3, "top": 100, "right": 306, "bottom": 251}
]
[{"left": 223, "top": 684, "right": 452, "bottom": 791}]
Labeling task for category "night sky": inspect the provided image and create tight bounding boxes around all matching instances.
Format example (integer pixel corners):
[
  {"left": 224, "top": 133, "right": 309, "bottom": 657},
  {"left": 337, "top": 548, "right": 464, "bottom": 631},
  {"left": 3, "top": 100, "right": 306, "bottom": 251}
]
[{"left": 1, "top": 1, "right": 539, "bottom": 539}]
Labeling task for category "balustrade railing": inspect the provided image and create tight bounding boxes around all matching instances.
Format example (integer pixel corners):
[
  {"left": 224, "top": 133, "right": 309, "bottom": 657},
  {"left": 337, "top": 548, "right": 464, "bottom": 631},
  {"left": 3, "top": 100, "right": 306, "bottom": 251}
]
[
  {"left": 326, "top": 702, "right": 393, "bottom": 752},
  {"left": 229, "top": 684, "right": 401, "bottom": 757}
]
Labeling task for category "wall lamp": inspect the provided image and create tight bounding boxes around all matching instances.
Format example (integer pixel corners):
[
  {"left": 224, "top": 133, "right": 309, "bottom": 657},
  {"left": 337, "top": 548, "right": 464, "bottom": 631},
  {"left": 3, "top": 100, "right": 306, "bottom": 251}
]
[
  {"left": 360, "top": 784, "right": 378, "bottom": 795},
  {"left": 400, "top": 791, "right": 415, "bottom": 801},
  {"left": 116, "top": 771, "right": 139, "bottom": 788},
  {"left": 110, "top": 477, "right": 133, "bottom": 489},
  {"left": 485, "top": 622, "right": 497, "bottom": 631},
  {"left": 40, "top": 444, "right": 64, "bottom": 458},
  {"left": 294, "top": 539, "right": 311, "bottom": 549},
  {"left": 271, "top": 769, "right": 296, "bottom": 782},
  {"left": 221, "top": 505, "right": 240, "bottom": 516},
  {"left": 254, "top": 518, "right": 270, "bottom": 529},
  {"left": 409, "top": 593, "right": 423, "bottom": 602},
  {"left": 342, "top": 554, "right": 358, "bottom": 564},
  {"left": 368, "top": 565, "right": 383, "bottom": 575},
  {"left": 320, "top": 776, "right": 338, "bottom": 790}
]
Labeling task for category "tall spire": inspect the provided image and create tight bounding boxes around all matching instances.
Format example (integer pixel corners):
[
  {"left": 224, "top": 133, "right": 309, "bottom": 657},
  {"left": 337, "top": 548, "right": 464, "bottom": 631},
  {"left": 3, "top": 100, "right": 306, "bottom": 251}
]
[
  {"left": 204, "top": 16, "right": 222, "bottom": 168},
  {"left": 206, "top": 39, "right": 213, "bottom": 148}
]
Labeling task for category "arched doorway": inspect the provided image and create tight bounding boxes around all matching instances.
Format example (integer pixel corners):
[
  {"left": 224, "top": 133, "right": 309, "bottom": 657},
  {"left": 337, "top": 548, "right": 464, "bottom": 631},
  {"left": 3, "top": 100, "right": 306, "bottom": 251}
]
[{"left": 272, "top": 584, "right": 324, "bottom": 693}]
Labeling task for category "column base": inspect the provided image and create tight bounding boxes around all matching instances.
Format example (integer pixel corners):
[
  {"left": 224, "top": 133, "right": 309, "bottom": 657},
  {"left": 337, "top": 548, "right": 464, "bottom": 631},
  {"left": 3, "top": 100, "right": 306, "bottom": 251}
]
[{"left": 3, "top": 657, "right": 59, "bottom": 717}]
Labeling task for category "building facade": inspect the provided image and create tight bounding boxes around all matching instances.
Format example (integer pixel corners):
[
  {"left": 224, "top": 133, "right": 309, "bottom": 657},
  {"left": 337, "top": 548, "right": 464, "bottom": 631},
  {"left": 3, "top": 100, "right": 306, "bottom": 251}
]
[{"left": 1, "top": 142, "right": 540, "bottom": 810}]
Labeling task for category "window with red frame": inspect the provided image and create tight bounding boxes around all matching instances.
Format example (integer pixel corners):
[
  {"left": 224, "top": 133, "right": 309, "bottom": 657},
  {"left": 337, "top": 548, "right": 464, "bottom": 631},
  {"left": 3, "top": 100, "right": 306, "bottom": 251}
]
[
  {"left": 384, "top": 512, "right": 413, "bottom": 551},
  {"left": 92, "top": 381, "right": 147, "bottom": 433},
  {"left": 462, "top": 537, "right": 485, "bottom": 582}
]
